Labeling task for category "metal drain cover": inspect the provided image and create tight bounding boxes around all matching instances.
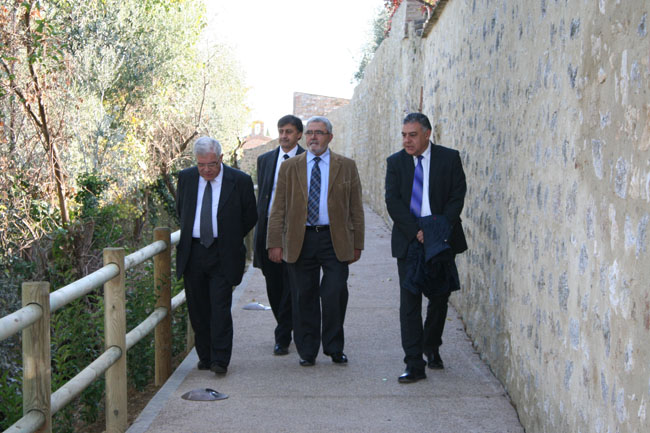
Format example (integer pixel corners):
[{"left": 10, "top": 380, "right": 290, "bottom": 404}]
[
  {"left": 181, "top": 388, "right": 228, "bottom": 401},
  {"left": 242, "top": 302, "right": 271, "bottom": 310}
]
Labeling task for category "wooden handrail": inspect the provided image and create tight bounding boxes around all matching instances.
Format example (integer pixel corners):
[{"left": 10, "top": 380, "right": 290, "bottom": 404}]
[
  {"left": 1, "top": 228, "right": 185, "bottom": 433},
  {"left": 0, "top": 231, "right": 181, "bottom": 342}
]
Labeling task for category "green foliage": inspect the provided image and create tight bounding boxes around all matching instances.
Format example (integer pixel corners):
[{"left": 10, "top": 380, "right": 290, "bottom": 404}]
[
  {"left": 74, "top": 172, "right": 110, "bottom": 220},
  {"left": 0, "top": 167, "right": 58, "bottom": 273},
  {"left": 150, "top": 175, "right": 179, "bottom": 226},
  {"left": 126, "top": 264, "right": 157, "bottom": 391},
  {"left": 1, "top": 0, "right": 236, "bottom": 429},
  {"left": 354, "top": 6, "right": 391, "bottom": 82},
  {"left": 50, "top": 294, "right": 105, "bottom": 432},
  {"left": 0, "top": 368, "right": 22, "bottom": 430}
]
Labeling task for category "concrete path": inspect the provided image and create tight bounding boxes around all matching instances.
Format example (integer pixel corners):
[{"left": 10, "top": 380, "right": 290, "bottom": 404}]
[{"left": 128, "top": 206, "right": 523, "bottom": 433}]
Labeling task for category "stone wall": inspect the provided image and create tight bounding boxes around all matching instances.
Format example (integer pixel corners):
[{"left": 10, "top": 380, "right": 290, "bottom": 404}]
[
  {"left": 293, "top": 92, "right": 350, "bottom": 121},
  {"left": 328, "top": 1, "right": 650, "bottom": 432}
]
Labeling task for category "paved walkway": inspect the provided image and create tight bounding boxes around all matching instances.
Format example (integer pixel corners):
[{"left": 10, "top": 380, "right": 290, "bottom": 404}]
[{"left": 128, "top": 206, "right": 523, "bottom": 433}]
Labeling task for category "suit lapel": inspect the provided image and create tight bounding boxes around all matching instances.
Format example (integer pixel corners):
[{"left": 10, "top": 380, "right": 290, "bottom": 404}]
[
  {"left": 400, "top": 150, "right": 415, "bottom": 195},
  {"left": 263, "top": 148, "right": 280, "bottom": 198},
  {"left": 428, "top": 143, "right": 439, "bottom": 202},
  {"left": 269, "top": 147, "right": 280, "bottom": 179},
  {"left": 328, "top": 150, "right": 341, "bottom": 195},
  {"left": 296, "top": 152, "right": 308, "bottom": 198},
  {"left": 218, "top": 165, "right": 235, "bottom": 213},
  {"left": 186, "top": 168, "right": 200, "bottom": 229}
]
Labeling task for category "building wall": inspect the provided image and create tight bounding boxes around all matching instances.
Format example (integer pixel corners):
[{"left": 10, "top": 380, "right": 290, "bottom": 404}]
[
  {"left": 293, "top": 92, "right": 350, "bottom": 121},
  {"left": 328, "top": 1, "right": 650, "bottom": 432}
]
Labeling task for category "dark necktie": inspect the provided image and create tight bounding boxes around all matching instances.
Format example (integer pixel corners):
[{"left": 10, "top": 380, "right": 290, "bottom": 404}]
[
  {"left": 283, "top": 154, "right": 289, "bottom": 160},
  {"left": 410, "top": 155, "right": 423, "bottom": 216},
  {"left": 200, "top": 181, "right": 214, "bottom": 247},
  {"left": 307, "top": 157, "right": 321, "bottom": 225}
]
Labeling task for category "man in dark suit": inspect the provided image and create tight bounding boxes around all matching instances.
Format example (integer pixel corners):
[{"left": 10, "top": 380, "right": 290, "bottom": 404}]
[
  {"left": 176, "top": 136, "right": 257, "bottom": 376},
  {"left": 267, "top": 116, "right": 364, "bottom": 367},
  {"left": 385, "top": 113, "right": 467, "bottom": 383},
  {"left": 253, "top": 114, "right": 305, "bottom": 356}
]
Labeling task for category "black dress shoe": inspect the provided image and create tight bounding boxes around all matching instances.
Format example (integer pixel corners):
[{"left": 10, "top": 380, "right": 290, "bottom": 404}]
[
  {"left": 426, "top": 352, "right": 444, "bottom": 370},
  {"left": 274, "top": 344, "right": 289, "bottom": 356},
  {"left": 330, "top": 353, "right": 348, "bottom": 364},
  {"left": 299, "top": 358, "right": 315, "bottom": 367},
  {"left": 197, "top": 360, "right": 210, "bottom": 370},
  {"left": 398, "top": 368, "right": 426, "bottom": 384},
  {"left": 210, "top": 363, "right": 228, "bottom": 375}
]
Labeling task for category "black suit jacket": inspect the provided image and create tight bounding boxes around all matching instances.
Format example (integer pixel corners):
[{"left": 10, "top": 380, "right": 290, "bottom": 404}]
[
  {"left": 253, "top": 145, "right": 305, "bottom": 268},
  {"left": 176, "top": 164, "right": 257, "bottom": 285},
  {"left": 385, "top": 143, "right": 467, "bottom": 259}
]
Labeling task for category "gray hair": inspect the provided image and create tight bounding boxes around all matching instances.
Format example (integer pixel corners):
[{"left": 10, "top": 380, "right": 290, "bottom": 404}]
[
  {"left": 403, "top": 113, "right": 432, "bottom": 131},
  {"left": 305, "top": 116, "right": 332, "bottom": 134},
  {"left": 193, "top": 136, "right": 222, "bottom": 157}
]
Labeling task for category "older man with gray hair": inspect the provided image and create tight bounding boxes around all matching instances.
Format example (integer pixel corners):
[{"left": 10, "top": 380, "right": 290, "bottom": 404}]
[
  {"left": 267, "top": 116, "right": 365, "bottom": 367},
  {"left": 176, "top": 136, "right": 257, "bottom": 376}
]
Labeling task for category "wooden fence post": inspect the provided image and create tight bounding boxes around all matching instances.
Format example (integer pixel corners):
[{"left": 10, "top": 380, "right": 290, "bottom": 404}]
[
  {"left": 22, "top": 281, "right": 51, "bottom": 433},
  {"left": 153, "top": 227, "right": 172, "bottom": 386},
  {"left": 104, "top": 248, "right": 127, "bottom": 433}
]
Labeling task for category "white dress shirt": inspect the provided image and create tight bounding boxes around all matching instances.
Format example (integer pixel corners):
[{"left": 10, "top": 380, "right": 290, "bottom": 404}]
[{"left": 192, "top": 165, "right": 223, "bottom": 238}]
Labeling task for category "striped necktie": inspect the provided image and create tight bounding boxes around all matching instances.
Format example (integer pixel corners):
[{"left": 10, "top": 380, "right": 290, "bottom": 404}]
[
  {"left": 307, "top": 157, "right": 321, "bottom": 225},
  {"left": 410, "top": 155, "right": 423, "bottom": 217}
]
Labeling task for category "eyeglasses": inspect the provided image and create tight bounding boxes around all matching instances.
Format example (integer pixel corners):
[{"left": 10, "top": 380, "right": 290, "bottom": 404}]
[
  {"left": 304, "top": 130, "right": 329, "bottom": 136},
  {"left": 198, "top": 162, "right": 219, "bottom": 169}
]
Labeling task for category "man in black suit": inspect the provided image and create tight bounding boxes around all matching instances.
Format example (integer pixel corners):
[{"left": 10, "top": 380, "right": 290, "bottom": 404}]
[
  {"left": 176, "top": 136, "right": 257, "bottom": 376},
  {"left": 385, "top": 113, "right": 467, "bottom": 383},
  {"left": 253, "top": 115, "right": 305, "bottom": 355}
]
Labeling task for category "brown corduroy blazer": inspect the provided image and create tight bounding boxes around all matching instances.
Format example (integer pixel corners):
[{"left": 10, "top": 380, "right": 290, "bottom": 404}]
[{"left": 266, "top": 150, "right": 364, "bottom": 264}]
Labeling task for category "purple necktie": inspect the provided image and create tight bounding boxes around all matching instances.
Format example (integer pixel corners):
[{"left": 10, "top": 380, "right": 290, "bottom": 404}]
[{"left": 410, "top": 155, "right": 423, "bottom": 216}]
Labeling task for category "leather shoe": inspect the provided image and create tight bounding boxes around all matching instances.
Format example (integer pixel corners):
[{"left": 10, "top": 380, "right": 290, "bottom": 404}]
[
  {"left": 398, "top": 368, "right": 426, "bottom": 384},
  {"left": 299, "top": 358, "right": 315, "bottom": 367},
  {"left": 330, "top": 353, "right": 348, "bottom": 364},
  {"left": 197, "top": 360, "right": 210, "bottom": 370},
  {"left": 426, "top": 352, "right": 444, "bottom": 370},
  {"left": 210, "top": 363, "right": 228, "bottom": 375},
  {"left": 274, "top": 344, "right": 289, "bottom": 356}
]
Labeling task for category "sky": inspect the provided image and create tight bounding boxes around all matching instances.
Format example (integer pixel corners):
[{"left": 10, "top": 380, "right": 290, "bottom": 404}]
[{"left": 205, "top": 0, "right": 385, "bottom": 137}]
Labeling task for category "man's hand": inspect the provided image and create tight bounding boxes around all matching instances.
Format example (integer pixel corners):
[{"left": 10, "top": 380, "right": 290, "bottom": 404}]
[
  {"left": 416, "top": 229, "right": 424, "bottom": 244},
  {"left": 268, "top": 247, "right": 283, "bottom": 263},
  {"left": 348, "top": 249, "right": 362, "bottom": 264}
]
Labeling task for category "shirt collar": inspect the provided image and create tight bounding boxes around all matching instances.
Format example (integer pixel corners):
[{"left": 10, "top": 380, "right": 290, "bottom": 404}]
[
  {"left": 413, "top": 142, "right": 432, "bottom": 162},
  {"left": 281, "top": 146, "right": 299, "bottom": 159},
  {"left": 307, "top": 149, "right": 330, "bottom": 163}
]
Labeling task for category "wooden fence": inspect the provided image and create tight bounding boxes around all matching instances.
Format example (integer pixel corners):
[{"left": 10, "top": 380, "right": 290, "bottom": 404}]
[{"left": 0, "top": 227, "right": 184, "bottom": 433}]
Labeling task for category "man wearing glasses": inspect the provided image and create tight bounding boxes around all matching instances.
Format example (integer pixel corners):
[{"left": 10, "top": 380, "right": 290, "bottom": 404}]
[
  {"left": 176, "top": 136, "right": 257, "bottom": 376},
  {"left": 267, "top": 116, "right": 365, "bottom": 367},
  {"left": 253, "top": 115, "right": 305, "bottom": 356}
]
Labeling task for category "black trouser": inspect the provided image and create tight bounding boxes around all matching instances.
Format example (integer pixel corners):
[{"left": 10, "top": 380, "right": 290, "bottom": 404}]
[
  {"left": 287, "top": 229, "right": 349, "bottom": 361},
  {"left": 184, "top": 239, "right": 233, "bottom": 367},
  {"left": 260, "top": 250, "right": 293, "bottom": 347},
  {"left": 397, "top": 257, "right": 450, "bottom": 371}
]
